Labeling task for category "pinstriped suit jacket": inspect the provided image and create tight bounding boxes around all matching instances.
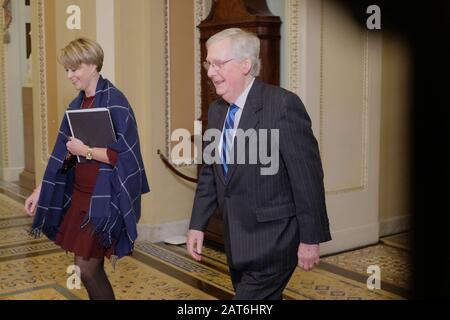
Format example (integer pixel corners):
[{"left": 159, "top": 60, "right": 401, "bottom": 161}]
[{"left": 190, "top": 79, "right": 331, "bottom": 273}]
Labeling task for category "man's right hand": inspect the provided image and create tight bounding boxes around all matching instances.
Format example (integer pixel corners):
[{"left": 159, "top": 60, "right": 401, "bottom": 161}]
[
  {"left": 25, "top": 187, "right": 41, "bottom": 217},
  {"left": 187, "top": 229, "right": 204, "bottom": 261}
]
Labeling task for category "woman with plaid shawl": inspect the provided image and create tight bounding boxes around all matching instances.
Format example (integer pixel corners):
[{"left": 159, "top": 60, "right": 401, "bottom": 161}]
[{"left": 24, "top": 38, "right": 150, "bottom": 300}]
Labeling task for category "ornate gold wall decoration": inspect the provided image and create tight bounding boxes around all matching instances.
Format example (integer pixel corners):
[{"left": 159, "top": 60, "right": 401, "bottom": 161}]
[
  {"left": 163, "top": 0, "right": 171, "bottom": 161},
  {"left": 285, "top": 0, "right": 301, "bottom": 95},
  {"left": 0, "top": 2, "right": 8, "bottom": 168},
  {"left": 37, "top": 0, "right": 49, "bottom": 162}
]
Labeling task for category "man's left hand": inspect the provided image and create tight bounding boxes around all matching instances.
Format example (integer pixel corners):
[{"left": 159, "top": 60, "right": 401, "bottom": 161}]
[
  {"left": 297, "top": 243, "right": 320, "bottom": 271},
  {"left": 66, "top": 137, "right": 88, "bottom": 157}
]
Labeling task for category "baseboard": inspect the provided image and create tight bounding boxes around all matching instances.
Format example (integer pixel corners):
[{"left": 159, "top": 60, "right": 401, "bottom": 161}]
[
  {"left": 136, "top": 220, "right": 381, "bottom": 256},
  {"left": 1, "top": 167, "right": 24, "bottom": 182},
  {"left": 137, "top": 219, "right": 190, "bottom": 243},
  {"left": 379, "top": 215, "right": 411, "bottom": 237},
  {"left": 320, "top": 222, "right": 379, "bottom": 256}
]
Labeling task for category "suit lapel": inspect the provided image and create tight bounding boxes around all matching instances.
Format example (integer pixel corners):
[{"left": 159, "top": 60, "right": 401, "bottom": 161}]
[{"left": 225, "top": 79, "right": 264, "bottom": 184}]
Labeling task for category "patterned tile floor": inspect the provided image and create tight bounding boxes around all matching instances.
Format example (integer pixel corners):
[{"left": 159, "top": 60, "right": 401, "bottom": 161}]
[
  {"left": 137, "top": 242, "right": 405, "bottom": 300},
  {"left": 0, "top": 182, "right": 411, "bottom": 300},
  {"left": 381, "top": 233, "right": 411, "bottom": 251}
]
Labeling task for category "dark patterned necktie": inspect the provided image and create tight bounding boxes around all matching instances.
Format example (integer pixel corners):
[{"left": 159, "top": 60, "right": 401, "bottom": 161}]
[{"left": 222, "top": 104, "right": 239, "bottom": 176}]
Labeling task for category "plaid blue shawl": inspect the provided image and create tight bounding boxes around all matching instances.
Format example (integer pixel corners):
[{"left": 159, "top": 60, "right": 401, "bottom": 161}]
[{"left": 31, "top": 76, "right": 150, "bottom": 258}]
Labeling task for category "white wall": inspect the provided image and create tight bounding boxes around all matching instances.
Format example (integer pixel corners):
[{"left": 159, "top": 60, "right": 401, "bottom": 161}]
[{"left": 3, "top": 0, "right": 27, "bottom": 181}]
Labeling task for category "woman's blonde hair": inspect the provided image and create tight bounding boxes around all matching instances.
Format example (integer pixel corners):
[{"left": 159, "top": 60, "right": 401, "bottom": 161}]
[{"left": 59, "top": 38, "right": 104, "bottom": 72}]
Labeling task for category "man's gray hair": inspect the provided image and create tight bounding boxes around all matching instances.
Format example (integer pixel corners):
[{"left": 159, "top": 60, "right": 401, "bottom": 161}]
[{"left": 207, "top": 28, "right": 261, "bottom": 77}]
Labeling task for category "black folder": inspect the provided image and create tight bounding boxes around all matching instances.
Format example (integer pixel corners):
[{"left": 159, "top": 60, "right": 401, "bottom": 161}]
[{"left": 66, "top": 108, "right": 117, "bottom": 163}]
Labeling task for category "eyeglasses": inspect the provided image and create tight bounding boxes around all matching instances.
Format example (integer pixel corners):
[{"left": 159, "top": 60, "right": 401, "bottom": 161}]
[{"left": 203, "top": 59, "right": 234, "bottom": 71}]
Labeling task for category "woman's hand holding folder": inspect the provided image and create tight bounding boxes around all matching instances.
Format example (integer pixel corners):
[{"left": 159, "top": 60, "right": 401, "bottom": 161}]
[
  {"left": 66, "top": 136, "right": 89, "bottom": 157},
  {"left": 66, "top": 136, "right": 114, "bottom": 165}
]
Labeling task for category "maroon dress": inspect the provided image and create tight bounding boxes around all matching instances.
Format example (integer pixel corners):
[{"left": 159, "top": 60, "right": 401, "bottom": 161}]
[{"left": 55, "top": 95, "right": 118, "bottom": 260}]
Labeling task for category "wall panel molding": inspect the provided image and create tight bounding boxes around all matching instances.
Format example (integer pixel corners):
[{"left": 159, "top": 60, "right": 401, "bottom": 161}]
[
  {"left": 164, "top": 0, "right": 208, "bottom": 167},
  {"left": 285, "top": 0, "right": 302, "bottom": 95},
  {"left": 194, "top": 0, "right": 208, "bottom": 122},
  {"left": 320, "top": 0, "right": 370, "bottom": 194}
]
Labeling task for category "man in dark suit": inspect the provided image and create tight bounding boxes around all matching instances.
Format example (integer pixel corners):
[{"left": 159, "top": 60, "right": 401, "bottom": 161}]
[{"left": 187, "top": 28, "right": 331, "bottom": 300}]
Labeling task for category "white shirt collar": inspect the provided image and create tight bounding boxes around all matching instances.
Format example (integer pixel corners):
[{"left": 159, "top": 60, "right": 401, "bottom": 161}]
[{"left": 233, "top": 77, "right": 255, "bottom": 109}]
